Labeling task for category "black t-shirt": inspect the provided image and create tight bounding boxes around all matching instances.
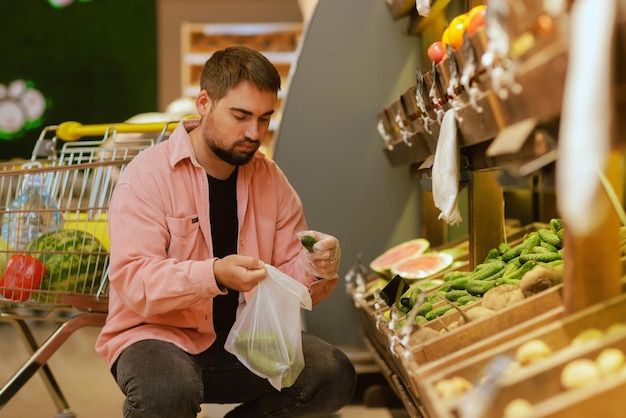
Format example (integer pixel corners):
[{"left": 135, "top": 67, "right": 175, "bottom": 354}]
[{"left": 208, "top": 168, "right": 239, "bottom": 331}]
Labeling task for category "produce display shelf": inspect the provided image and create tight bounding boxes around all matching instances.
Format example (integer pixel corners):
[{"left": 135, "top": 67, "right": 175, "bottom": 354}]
[
  {"left": 351, "top": 221, "right": 566, "bottom": 418},
  {"left": 420, "top": 291, "right": 626, "bottom": 418}
]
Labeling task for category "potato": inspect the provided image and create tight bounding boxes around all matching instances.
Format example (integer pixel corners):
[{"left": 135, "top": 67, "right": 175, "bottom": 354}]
[
  {"left": 482, "top": 284, "right": 525, "bottom": 311},
  {"left": 503, "top": 398, "right": 534, "bottom": 418},
  {"left": 409, "top": 327, "right": 440, "bottom": 346},
  {"left": 571, "top": 328, "right": 604, "bottom": 346},
  {"left": 519, "top": 265, "right": 562, "bottom": 297},
  {"left": 606, "top": 322, "right": 626, "bottom": 336},
  {"left": 596, "top": 348, "right": 626, "bottom": 376},
  {"left": 434, "top": 376, "right": 473, "bottom": 399},
  {"left": 516, "top": 339, "right": 552, "bottom": 365},
  {"left": 458, "top": 306, "right": 497, "bottom": 325},
  {"left": 560, "top": 358, "right": 601, "bottom": 389}
]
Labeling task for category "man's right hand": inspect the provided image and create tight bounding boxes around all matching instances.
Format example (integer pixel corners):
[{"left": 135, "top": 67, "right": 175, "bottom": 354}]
[{"left": 213, "top": 255, "right": 266, "bottom": 292}]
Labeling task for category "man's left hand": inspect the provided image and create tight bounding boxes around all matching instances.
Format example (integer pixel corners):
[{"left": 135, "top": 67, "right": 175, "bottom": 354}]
[{"left": 297, "top": 230, "right": 341, "bottom": 280}]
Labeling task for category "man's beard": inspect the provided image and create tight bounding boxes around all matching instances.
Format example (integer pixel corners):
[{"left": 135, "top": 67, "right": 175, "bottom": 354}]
[{"left": 210, "top": 139, "right": 259, "bottom": 166}]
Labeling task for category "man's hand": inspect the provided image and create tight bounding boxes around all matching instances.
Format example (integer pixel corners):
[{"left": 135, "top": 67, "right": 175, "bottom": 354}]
[
  {"left": 213, "top": 255, "right": 266, "bottom": 291},
  {"left": 297, "top": 230, "right": 341, "bottom": 280}
]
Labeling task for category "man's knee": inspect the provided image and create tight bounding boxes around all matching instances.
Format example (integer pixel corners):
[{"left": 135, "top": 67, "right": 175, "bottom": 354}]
[{"left": 114, "top": 340, "right": 203, "bottom": 418}]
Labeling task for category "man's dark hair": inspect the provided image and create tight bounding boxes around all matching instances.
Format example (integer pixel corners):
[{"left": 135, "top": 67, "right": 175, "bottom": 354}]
[{"left": 200, "top": 45, "right": 281, "bottom": 102}]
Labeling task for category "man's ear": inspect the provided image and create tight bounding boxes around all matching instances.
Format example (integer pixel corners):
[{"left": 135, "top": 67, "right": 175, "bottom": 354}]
[{"left": 195, "top": 90, "right": 211, "bottom": 117}]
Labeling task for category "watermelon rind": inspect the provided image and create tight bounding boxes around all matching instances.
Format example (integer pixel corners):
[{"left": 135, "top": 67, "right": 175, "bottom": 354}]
[
  {"left": 369, "top": 238, "right": 430, "bottom": 277},
  {"left": 390, "top": 251, "right": 454, "bottom": 280},
  {"left": 26, "top": 229, "right": 108, "bottom": 304}
]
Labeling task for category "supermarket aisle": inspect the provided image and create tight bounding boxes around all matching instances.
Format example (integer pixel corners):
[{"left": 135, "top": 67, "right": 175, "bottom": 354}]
[{"left": 0, "top": 321, "right": 410, "bottom": 418}]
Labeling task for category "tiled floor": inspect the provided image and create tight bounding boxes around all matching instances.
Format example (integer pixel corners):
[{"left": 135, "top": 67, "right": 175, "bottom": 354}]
[{"left": 0, "top": 319, "right": 411, "bottom": 418}]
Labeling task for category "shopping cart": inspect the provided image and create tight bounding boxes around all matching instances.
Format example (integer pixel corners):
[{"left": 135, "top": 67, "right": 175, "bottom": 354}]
[{"left": 0, "top": 120, "right": 182, "bottom": 418}]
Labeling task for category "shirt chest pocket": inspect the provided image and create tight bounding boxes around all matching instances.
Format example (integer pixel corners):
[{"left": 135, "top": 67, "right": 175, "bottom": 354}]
[{"left": 166, "top": 214, "right": 202, "bottom": 260}]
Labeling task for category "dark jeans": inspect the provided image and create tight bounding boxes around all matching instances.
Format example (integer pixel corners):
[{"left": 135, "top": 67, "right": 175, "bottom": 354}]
[{"left": 111, "top": 331, "right": 357, "bottom": 417}]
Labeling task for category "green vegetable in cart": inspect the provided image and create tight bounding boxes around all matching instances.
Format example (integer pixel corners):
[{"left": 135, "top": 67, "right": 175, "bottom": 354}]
[
  {"left": 27, "top": 229, "right": 107, "bottom": 303},
  {"left": 0, "top": 253, "right": 46, "bottom": 301}
]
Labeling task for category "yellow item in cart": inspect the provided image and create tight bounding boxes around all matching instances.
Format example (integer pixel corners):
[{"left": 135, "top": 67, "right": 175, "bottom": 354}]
[
  {"left": 62, "top": 212, "right": 109, "bottom": 251},
  {"left": 0, "top": 237, "right": 12, "bottom": 276}
]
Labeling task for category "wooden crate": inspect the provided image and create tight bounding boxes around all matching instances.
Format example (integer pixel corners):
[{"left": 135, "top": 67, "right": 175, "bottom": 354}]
[{"left": 419, "top": 291, "right": 626, "bottom": 418}]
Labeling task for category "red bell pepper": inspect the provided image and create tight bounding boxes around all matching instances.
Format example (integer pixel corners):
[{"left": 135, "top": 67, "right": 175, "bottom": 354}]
[{"left": 0, "top": 254, "right": 46, "bottom": 301}]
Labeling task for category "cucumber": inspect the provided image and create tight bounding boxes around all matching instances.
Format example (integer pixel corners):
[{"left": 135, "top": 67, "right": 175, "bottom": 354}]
[
  {"left": 501, "top": 244, "right": 524, "bottom": 262},
  {"left": 531, "top": 245, "right": 552, "bottom": 254},
  {"left": 467, "top": 260, "right": 506, "bottom": 281},
  {"left": 443, "top": 270, "right": 468, "bottom": 282},
  {"left": 416, "top": 301, "right": 433, "bottom": 316},
  {"left": 414, "top": 315, "right": 428, "bottom": 325},
  {"left": 445, "top": 289, "right": 470, "bottom": 302},
  {"left": 549, "top": 218, "right": 564, "bottom": 232},
  {"left": 521, "top": 232, "right": 541, "bottom": 254},
  {"left": 425, "top": 305, "right": 453, "bottom": 321},
  {"left": 519, "top": 252, "right": 561, "bottom": 264},
  {"left": 451, "top": 276, "right": 470, "bottom": 290},
  {"left": 456, "top": 295, "right": 480, "bottom": 306},
  {"left": 483, "top": 248, "right": 500, "bottom": 262},
  {"left": 427, "top": 292, "right": 445, "bottom": 303},
  {"left": 503, "top": 258, "right": 521, "bottom": 273},
  {"left": 502, "top": 260, "right": 537, "bottom": 281},
  {"left": 498, "top": 242, "right": 511, "bottom": 255},
  {"left": 466, "top": 279, "right": 496, "bottom": 296},
  {"left": 400, "top": 285, "right": 423, "bottom": 308},
  {"left": 438, "top": 284, "right": 452, "bottom": 293},
  {"left": 482, "top": 266, "right": 508, "bottom": 281},
  {"left": 301, "top": 235, "right": 318, "bottom": 252},
  {"left": 539, "top": 241, "right": 558, "bottom": 252},
  {"left": 538, "top": 228, "right": 562, "bottom": 248}
]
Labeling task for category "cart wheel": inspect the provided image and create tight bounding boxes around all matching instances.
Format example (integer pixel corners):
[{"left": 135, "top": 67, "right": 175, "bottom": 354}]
[{"left": 54, "top": 410, "right": 76, "bottom": 418}]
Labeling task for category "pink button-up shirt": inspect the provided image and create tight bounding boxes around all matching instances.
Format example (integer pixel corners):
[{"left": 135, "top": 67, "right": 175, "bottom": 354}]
[{"left": 95, "top": 120, "right": 338, "bottom": 368}]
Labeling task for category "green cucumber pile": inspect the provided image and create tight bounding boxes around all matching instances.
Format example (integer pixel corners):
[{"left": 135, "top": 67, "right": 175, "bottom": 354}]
[{"left": 396, "top": 218, "right": 564, "bottom": 324}]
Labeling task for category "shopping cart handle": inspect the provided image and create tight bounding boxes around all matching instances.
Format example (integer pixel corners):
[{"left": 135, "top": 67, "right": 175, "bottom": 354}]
[{"left": 56, "top": 120, "right": 184, "bottom": 141}]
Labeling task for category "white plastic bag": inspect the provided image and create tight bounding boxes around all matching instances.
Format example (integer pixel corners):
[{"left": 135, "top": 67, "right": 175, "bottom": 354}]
[
  {"left": 225, "top": 264, "right": 312, "bottom": 390},
  {"left": 432, "top": 109, "right": 463, "bottom": 226}
]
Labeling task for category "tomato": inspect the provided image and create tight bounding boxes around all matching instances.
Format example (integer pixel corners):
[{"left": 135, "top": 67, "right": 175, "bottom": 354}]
[
  {"left": 447, "top": 14, "right": 467, "bottom": 50},
  {"left": 466, "top": 6, "right": 487, "bottom": 36},
  {"left": 427, "top": 41, "right": 446, "bottom": 64},
  {"left": 0, "top": 254, "right": 46, "bottom": 301}
]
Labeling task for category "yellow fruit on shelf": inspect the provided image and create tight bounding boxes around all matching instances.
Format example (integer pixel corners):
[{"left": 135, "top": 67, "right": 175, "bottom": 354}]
[
  {"left": 447, "top": 14, "right": 468, "bottom": 50},
  {"left": 466, "top": 4, "right": 487, "bottom": 24}
]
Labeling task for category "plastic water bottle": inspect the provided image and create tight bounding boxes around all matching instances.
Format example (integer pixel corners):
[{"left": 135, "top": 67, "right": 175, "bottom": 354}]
[{"left": 1, "top": 172, "right": 63, "bottom": 249}]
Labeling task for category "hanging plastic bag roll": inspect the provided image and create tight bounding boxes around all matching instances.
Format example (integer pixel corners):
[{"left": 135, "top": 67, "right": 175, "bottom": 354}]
[
  {"left": 432, "top": 109, "right": 462, "bottom": 226},
  {"left": 556, "top": 0, "right": 615, "bottom": 236},
  {"left": 225, "top": 264, "right": 312, "bottom": 390}
]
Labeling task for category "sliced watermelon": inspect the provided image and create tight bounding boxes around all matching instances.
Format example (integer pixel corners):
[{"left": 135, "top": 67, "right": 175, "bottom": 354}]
[
  {"left": 390, "top": 251, "right": 453, "bottom": 280},
  {"left": 369, "top": 238, "right": 430, "bottom": 277}
]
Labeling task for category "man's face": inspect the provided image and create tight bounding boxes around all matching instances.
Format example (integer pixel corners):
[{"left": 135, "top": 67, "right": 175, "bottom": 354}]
[{"left": 202, "top": 81, "right": 276, "bottom": 166}]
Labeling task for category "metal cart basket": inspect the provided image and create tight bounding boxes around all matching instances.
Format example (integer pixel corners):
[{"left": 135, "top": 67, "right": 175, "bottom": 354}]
[{"left": 0, "top": 120, "right": 181, "bottom": 418}]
